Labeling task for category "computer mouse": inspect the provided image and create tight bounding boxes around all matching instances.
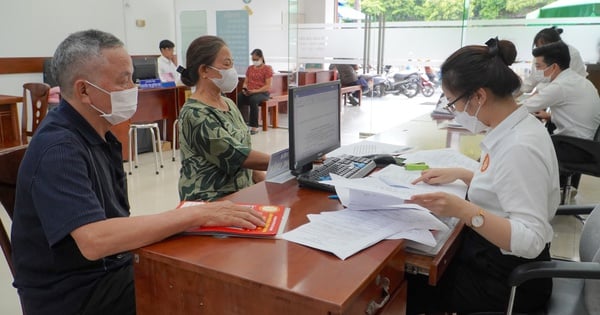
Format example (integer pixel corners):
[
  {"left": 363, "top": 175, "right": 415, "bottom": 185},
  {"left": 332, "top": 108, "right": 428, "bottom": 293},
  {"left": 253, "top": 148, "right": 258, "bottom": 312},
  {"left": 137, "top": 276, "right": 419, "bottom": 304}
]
[{"left": 365, "top": 154, "right": 397, "bottom": 168}]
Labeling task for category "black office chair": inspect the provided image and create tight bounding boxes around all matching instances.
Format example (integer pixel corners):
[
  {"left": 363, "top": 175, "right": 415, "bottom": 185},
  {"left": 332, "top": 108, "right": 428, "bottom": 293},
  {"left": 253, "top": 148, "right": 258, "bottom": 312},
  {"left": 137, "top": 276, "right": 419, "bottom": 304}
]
[
  {"left": 552, "top": 125, "right": 600, "bottom": 205},
  {"left": 502, "top": 203, "right": 600, "bottom": 315}
]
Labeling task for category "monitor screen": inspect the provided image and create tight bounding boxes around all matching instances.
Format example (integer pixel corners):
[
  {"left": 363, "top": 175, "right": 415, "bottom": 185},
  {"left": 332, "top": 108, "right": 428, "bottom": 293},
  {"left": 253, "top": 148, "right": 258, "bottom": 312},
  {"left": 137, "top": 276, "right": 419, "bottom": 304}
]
[
  {"left": 288, "top": 80, "right": 341, "bottom": 175},
  {"left": 131, "top": 56, "right": 158, "bottom": 83}
]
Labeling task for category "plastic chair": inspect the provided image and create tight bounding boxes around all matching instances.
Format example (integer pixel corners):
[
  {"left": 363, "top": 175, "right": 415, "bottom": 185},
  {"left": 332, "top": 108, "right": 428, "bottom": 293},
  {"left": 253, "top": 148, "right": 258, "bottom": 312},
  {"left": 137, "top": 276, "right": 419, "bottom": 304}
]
[
  {"left": 552, "top": 125, "right": 600, "bottom": 204},
  {"left": 502, "top": 204, "right": 600, "bottom": 315},
  {"left": 0, "top": 145, "right": 28, "bottom": 315},
  {"left": 128, "top": 123, "right": 164, "bottom": 175},
  {"left": 21, "top": 83, "right": 51, "bottom": 144}
]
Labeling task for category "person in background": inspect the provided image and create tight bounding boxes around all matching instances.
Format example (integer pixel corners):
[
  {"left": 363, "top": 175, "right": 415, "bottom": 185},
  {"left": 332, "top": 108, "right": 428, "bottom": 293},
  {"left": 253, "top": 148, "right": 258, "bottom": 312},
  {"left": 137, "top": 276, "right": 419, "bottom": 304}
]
[
  {"left": 178, "top": 36, "right": 270, "bottom": 202},
  {"left": 522, "top": 41, "right": 600, "bottom": 192},
  {"left": 11, "top": 29, "right": 265, "bottom": 315},
  {"left": 521, "top": 26, "right": 587, "bottom": 94},
  {"left": 237, "top": 48, "right": 273, "bottom": 134},
  {"left": 406, "top": 38, "right": 559, "bottom": 314},
  {"left": 329, "top": 63, "right": 368, "bottom": 105},
  {"left": 157, "top": 39, "right": 180, "bottom": 84}
]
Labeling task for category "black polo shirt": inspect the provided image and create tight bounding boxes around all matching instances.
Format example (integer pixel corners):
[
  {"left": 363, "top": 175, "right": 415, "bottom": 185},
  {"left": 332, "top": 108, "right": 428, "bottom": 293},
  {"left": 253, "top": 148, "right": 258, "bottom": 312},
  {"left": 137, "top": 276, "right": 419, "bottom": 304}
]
[{"left": 12, "top": 100, "right": 132, "bottom": 315}]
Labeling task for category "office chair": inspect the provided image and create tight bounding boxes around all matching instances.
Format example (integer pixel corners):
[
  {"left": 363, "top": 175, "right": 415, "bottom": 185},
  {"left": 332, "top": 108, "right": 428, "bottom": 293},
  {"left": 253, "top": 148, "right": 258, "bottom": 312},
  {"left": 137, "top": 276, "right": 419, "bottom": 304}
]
[
  {"left": 128, "top": 123, "right": 164, "bottom": 175},
  {"left": 21, "top": 83, "right": 51, "bottom": 144},
  {"left": 552, "top": 125, "right": 600, "bottom": 205},
  {"left": 502, "top": 203, "right": 600, "bottom": 315}
]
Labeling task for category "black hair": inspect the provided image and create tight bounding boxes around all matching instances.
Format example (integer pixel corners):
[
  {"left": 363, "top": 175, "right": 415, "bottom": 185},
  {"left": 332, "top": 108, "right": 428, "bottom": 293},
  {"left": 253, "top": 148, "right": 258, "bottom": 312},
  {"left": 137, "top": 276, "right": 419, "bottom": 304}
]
[
  {"left": 180, "top": 35, "right": 226, "bottom": 87},
  {"left": 533, "top": 26, "right": 563, "bottom": 47},
  {"left": 532, "top": 41, "right": 570, "bottom": 70},
  {"left": 159, "top": 39, "right": 175, "bottom": 50},
  {"left": 251, "top": 48, "right": 265, "bottom": 63},
  {"left": 441, "top": 37, "right": 521, "bottom": 98}
]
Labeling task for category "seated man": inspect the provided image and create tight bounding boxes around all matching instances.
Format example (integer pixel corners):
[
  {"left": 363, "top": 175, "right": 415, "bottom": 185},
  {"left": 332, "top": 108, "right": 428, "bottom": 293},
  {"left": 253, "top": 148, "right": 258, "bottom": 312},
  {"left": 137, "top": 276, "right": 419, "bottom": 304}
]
[
  {"left": 330, "top": 64, "right": 368, "bottom": 105},
  {"left": 11, "top": 29, "right": 265, "bottom": 315},
  {"left": 522, "top": 41, "right": 600, "bottom": 190}
]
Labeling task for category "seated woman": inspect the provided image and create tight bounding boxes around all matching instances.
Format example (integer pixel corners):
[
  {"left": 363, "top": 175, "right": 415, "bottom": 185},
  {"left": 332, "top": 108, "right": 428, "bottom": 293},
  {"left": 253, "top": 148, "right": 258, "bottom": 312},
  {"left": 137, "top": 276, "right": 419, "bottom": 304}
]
[
  {"left": 237, "top": 48, "right": 273, "bottom": 134},
  {"left": 406, "top": 38, "right": 560, "bottom": 314},
  {"left": 177, "top": 35, "right": 270, "bottom": 202}
]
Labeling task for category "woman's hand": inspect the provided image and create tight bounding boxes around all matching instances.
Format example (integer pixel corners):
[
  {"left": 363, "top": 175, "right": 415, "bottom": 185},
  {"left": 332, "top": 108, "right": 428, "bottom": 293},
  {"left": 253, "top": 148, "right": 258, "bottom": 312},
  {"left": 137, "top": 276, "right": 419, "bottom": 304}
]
[
  {"left": 252, "top": 170, "right": 266, "bottom": 183},
  {"left": 411, "top": 167, "right": 472, "bottom": 186},
  {"left": 408, "top": 192, "right": 474, "bottom": 220}
]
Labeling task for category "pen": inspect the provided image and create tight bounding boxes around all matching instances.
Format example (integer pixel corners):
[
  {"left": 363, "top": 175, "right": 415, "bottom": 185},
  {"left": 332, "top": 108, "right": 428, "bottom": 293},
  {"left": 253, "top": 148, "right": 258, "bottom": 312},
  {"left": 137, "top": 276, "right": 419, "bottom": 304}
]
[{"left": 328, "top": 195, "right": 339, "bottom": 199}]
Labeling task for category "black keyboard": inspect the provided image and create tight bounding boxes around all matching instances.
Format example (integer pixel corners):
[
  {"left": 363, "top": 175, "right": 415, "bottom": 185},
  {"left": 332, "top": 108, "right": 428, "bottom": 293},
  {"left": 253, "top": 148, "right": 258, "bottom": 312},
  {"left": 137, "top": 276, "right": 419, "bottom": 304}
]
[{"left": 296, "top": 155, "right": 376, "bottom": 192}]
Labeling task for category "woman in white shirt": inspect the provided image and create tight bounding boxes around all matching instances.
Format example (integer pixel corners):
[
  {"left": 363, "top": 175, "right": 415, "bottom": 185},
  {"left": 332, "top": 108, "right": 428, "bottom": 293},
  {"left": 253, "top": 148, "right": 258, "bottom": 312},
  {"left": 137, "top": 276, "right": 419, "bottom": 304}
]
[
  {"left": 521, "top": 26, "right": 587, "bottom": 94},
  {"left": 406, "top": 38, "right": 560, "bottom": 314}
]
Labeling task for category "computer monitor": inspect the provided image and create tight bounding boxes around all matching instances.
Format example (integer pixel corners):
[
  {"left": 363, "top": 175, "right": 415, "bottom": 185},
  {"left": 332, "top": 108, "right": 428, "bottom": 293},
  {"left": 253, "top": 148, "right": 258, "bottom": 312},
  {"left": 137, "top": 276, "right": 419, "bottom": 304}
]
[
  {"left": 288, "top": 80, "right": 341, "bottom": 175},
  {"left": 131, "top": 56, "right": 158, "bottom": 83}
]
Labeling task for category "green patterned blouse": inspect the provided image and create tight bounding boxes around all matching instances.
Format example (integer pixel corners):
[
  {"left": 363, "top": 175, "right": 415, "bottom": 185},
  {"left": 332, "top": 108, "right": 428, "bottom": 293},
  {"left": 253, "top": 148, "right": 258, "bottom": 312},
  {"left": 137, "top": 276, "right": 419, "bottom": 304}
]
[{"left": 178, "top": 97, "right": 252, "bottom": 201}]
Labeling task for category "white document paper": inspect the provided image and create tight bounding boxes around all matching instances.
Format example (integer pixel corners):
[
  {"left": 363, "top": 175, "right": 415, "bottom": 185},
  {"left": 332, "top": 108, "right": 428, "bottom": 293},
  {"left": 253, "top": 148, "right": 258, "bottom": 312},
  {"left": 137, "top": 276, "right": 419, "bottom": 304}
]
[
  {"left": 282, "top": 208, "right": 448, "bottom": 260},
  {"left": 266, "top": 148, "right": 296, "bottom": 184},
  {"left": 372, "top": 164, "right": 469, "bottom": 198},
  {"left": 327, "top": 140, "right": 412, "bottom": 157},
  {"left": 387, "top": 229, "right": 437, "bottom": 247},
  {"left": 400, "top": 148, "right": 479, "bottom": 171}
]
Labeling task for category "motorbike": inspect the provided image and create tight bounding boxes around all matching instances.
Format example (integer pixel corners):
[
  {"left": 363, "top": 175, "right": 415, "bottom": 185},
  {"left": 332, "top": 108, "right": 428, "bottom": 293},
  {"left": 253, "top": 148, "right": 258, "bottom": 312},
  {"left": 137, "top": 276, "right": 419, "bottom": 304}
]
[
  {"left": 418, "top": 72, "right": 436, "bottom": 97},
  {"left": 369, "top": 65, "right": 420, "bottom": 98}
]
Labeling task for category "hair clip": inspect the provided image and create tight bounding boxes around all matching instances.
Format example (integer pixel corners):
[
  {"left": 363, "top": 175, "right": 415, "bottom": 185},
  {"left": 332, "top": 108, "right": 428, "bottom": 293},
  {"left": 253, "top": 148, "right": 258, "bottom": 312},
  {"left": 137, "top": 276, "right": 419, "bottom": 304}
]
[{"left": 485, "top": 37, "right": 499, "bottom": 57}]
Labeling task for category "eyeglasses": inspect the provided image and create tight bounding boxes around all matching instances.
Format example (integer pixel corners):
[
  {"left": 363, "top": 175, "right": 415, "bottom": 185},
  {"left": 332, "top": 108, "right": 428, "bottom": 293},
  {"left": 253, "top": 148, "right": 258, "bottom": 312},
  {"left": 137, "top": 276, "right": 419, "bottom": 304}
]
[{"left": 443, "top": 92, "right": 469, "bottom": 113}]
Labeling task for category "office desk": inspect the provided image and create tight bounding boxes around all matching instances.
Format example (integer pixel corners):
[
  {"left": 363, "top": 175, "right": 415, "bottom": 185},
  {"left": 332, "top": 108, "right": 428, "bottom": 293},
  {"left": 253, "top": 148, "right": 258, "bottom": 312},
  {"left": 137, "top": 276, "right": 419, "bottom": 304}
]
[
  {"left": 133, "top": 116, "right": 475, "bottom": 314},
  {"left": 0, "top": 95, "right": 22, "bottom": 149},
  {"left": 134, "top": 180, "right": 409, "bottom": 314},
  {"left": 110, "top": 86, "right": 188, "bottom": 159}
]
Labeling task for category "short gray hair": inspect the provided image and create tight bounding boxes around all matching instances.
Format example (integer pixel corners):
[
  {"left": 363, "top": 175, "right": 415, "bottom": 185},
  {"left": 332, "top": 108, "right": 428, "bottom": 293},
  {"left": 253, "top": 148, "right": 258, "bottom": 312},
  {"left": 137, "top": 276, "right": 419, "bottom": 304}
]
[{"left": 52, "top": 29, "right": 124, "bottom": 97}]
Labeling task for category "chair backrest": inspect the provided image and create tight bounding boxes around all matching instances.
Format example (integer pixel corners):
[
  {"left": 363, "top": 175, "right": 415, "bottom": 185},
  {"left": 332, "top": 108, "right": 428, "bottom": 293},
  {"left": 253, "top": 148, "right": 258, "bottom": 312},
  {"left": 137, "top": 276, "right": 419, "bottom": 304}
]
[
  {"left": 21, "top": 82, "right": 51, "bottom": 144},
  {"left": 0, "top": 145, "right": 28, "bottom": 277}
]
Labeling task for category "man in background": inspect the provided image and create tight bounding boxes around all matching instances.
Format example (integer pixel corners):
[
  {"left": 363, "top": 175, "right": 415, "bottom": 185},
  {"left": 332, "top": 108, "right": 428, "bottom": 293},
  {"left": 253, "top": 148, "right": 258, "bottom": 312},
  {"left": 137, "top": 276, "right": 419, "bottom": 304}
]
[
  {"left": 157, "top": 39, "right": 180, "bottom": 84},
  {"left": 330, "top": 63, "right": 369, "bottom": 106}
]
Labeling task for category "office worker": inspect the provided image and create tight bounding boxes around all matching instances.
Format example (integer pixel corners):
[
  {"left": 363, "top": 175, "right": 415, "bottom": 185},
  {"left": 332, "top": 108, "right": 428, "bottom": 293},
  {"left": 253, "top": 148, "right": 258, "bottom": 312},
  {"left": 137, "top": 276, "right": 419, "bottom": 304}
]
[
  {"left": 11, "top": 29, "right": 265, "bottom": 315},
  {"left": 521, "top": 26, "right": 587, "bottom": 94},
  {"left": 157, "top": 39, "right": 180, "bottom": 83},
  {"left": 237, "top": 48, "right": 274, "bottom": 134},
  {"left": 178, "top": 35, "right": 270, "bottom": 202},
  {"left": 406, "top": 38, "right": 560, "bottom": 314},
  {"left": 522, "top": 41, "right": 600, "bottom": 191}
]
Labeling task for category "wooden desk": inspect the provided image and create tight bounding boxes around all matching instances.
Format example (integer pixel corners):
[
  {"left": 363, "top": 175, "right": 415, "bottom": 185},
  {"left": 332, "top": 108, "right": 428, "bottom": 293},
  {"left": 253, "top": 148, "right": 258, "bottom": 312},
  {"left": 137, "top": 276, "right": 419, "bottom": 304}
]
[
  {"left": 133, "top": 116, "right": 473, "bottom": 313},
  {"left": 0, "top": 95, "right": 22, "bottom": 148},
  {"left": 110, "top": 86, "right": 188, "bottom": 159},
  {"left": 134, "top": 180, "right": 409, "bottom": 315}
]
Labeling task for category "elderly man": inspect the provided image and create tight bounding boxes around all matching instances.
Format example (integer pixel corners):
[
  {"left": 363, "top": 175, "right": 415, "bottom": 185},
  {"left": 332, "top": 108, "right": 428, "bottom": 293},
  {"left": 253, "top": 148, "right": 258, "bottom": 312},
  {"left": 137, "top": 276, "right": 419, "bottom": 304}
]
[{"left": 11, "top": 29, "right": 264, "bottom": 315}]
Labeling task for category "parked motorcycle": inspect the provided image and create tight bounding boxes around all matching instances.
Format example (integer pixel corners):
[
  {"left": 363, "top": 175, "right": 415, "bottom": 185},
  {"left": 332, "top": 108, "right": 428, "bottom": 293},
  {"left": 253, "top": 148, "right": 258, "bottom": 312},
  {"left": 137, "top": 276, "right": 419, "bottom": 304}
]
[
  {"left": 418, "top": 72, "right": 435, "bottom": 97},
  {"left": 369, "top": 65, "right": 420, "bottom": 98}
]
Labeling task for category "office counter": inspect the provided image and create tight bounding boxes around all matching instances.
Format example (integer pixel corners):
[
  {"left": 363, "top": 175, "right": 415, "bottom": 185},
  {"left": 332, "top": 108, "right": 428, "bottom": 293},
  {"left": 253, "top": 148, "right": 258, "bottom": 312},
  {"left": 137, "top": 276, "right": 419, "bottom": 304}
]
[{"left": 133, "top": 115, "right": 477, "bottom": 314}]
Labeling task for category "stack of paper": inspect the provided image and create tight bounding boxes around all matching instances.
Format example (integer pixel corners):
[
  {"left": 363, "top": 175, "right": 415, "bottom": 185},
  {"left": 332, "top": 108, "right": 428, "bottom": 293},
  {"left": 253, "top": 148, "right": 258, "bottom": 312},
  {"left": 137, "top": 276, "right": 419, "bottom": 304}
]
[{"left": 281, "top": 148, "right": 478, "bottom": 260}]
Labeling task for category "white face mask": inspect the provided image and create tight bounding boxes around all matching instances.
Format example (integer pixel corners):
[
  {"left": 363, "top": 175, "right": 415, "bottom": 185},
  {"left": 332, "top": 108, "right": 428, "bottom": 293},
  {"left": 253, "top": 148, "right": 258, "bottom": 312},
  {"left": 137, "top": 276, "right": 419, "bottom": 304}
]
[
  {"left": 252, "top": 60, "right": 262, "bottom": 67},
  {"left": 531, "top": 66, "right": 552, "bottom": 84},
  {"left": 453, "top": 99, "right": 488, "bottom": 134},
  {"left": 209, "top": 66, "right": 238, "bottom": 93},
  {"left": 86, "top": 81, "right": 138, "bottom": 125}
]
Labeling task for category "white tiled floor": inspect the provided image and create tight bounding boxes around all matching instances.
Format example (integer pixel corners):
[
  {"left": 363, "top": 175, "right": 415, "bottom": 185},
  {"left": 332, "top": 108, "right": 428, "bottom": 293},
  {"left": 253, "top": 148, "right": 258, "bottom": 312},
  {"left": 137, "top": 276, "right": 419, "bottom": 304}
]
[{"left": 1, "top": 91, "right": 597, "bottom": 314}]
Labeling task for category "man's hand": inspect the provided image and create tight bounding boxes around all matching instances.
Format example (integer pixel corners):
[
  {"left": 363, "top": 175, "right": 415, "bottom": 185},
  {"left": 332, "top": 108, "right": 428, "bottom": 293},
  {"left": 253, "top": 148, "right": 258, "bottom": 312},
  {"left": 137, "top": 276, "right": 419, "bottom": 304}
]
[{"left": 194, "top": 200, "right": 266, "bottom": 230}]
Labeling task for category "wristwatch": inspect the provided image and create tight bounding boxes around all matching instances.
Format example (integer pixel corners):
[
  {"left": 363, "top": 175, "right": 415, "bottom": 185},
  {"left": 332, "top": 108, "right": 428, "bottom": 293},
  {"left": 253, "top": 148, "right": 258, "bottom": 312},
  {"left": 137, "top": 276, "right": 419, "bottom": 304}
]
[{"left": 470, "top": 208, "right": 485, "bottom": 228}]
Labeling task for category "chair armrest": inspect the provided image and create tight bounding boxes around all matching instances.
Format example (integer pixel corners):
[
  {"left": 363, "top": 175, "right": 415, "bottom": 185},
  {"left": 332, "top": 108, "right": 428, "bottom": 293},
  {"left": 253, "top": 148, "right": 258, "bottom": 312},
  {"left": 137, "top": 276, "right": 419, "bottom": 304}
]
[
  {"left": 508, "top": 260, "right": 600, "bottom": 287},
  {"left": 556, "top": 204, "right": 597, "bottom": 216}
]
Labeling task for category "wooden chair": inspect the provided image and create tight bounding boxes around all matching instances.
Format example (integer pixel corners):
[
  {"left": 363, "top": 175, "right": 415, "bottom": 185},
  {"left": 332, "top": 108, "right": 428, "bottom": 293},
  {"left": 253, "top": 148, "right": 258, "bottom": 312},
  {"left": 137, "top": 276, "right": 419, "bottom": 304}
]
[
  {"left": 0, "top": 144, "right": 27, "bottom": 277},
  {"left": 21, "top": 83, "right": 51, "bottom": 144}
]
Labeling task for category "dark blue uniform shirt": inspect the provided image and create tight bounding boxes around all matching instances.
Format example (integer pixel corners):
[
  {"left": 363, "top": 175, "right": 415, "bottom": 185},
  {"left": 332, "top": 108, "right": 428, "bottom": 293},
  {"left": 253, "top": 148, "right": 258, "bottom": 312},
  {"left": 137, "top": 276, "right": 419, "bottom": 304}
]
[{"left": 11, "top": 100, "right": 131, "bottom": 315}]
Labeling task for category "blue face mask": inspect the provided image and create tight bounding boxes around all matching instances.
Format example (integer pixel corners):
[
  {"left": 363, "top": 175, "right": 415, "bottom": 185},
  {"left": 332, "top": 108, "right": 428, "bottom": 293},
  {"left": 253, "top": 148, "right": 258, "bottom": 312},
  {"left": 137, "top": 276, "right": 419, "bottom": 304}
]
[{"left": 209, "top": 66, "right": 238, "bottom": 93}]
